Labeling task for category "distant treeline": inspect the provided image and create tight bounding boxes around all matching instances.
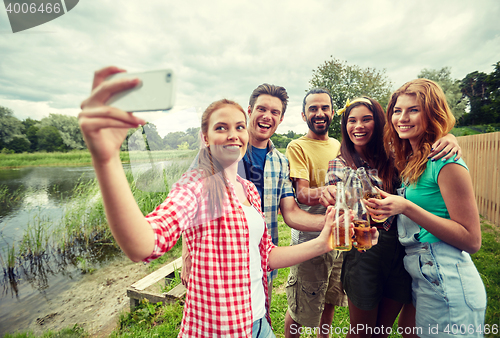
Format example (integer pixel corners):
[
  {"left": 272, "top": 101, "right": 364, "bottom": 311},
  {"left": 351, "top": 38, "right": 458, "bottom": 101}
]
[
  {"left": 1, "top": 60, "right": 498, "bottom": 153},
  {"left": 0, "top": 109, "right": 204, "bottom": 154},
  {"left": 0, "top": 108, "right": 302, "bottom": 154}
]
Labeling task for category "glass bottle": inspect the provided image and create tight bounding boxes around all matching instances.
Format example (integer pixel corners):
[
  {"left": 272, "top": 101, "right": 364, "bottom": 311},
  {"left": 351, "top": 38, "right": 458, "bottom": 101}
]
[
  {"left": 357, "top": 167, "right": 388, "bottom": 223},
  {"left": 344, "top": 168, "right": 358, "bottom": 210},
  {"left": 332, "top": 182, "right": 352, "bottom": 251},
  {"left": 351, "top": 179, "right": 372, "bottom": 250}
]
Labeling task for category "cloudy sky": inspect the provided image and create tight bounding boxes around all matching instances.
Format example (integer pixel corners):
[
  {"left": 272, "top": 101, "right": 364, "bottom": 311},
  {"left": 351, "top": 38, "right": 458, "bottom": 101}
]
[{"left": 0, "top": 0, "right": 499, "bottom": 136}]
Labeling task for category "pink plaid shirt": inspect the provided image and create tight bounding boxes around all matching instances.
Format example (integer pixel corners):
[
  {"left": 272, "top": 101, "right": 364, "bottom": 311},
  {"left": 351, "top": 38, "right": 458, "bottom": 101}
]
[{"left": 144, "top": 170, "right": 275, "bottom": 337}]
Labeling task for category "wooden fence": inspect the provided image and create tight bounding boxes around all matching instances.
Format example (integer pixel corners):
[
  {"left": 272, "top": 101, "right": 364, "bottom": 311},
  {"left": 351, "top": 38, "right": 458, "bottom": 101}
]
[{"left": 458, "top": 132, "right": 500, "bottom": 227}]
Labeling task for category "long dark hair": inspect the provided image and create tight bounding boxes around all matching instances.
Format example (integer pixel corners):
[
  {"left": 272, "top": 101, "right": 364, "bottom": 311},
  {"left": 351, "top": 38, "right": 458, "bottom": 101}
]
[
  {"left": 340, "top": 97, "right": 399, "bottom": 193},
  {"left": 198, "top": 99, "right": 247, "bottom": 216}
]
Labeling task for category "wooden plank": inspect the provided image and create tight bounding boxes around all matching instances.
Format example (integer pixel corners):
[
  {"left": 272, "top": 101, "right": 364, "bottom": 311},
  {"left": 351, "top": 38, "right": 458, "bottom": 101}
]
[
  {"left": 127, "top": 289, "right": 169, "bottom": 305},
  {"left": 127, "top": 256, "right": 186, "bottom": 311},
  {"left": 494, "top": 133, "right": 500, "bottom": 225},
  {"left": 130, "top": 257, "right": 183, "bottom": 291},
  {"left": 165, "top": 283, "right": 187, "bottom": 298}
]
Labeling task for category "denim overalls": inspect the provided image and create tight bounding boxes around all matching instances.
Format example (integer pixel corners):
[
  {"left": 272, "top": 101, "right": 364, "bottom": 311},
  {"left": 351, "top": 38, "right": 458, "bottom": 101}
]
[{"left": 396, "top": 187, "right": 487, "bottom": 337}]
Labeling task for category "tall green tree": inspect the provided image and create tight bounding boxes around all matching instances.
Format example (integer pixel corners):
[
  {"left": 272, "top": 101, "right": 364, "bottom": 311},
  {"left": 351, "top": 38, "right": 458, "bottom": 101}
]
[
  {"left": 22, "top": 118, "right": 40, "bottom": 152},
  {"left": 142, "top": 123, "right": 165, "bottom": 150},
  {"left": 22, "top": 117, "right": 38, "bottom": 131},
  {"left": 308, "top": 58, "right": 393, "bottom": 139},
  {"left": 484, "top": 61, "right": 500, "bottom": 124},
  {"left": 285, "top": 130, "right": 302, "bottom": 139},
  {"left": 25, "top": 125, "right": 39, "bottom": 151},
  {"left": 460, "top": 71, "right": 490, "bottom": 125},
  {"left": 37, "top": 125, "right": 67, "bottom": 152},
  {"left": 39, "top": 114, "right": 85, "bottom": 150},
  {"left": 0, "top": 106, "right": 25, "bottom": 150},
  {"left": 163, "top": 131, "right": 187, "bottom": 150},
  {"left": 7, "top": 136, "right": 30, "bottom": 153},
  {"left": 418, "top": 67, "right": 467, "bottom": 120},
  {"left": 270, "top": 133, "right": 291, "bottom": 148}
]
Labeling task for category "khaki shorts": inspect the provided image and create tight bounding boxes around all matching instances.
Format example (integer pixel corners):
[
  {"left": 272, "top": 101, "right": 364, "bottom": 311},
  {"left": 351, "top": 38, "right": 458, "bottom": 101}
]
[{"left": 285, "top": 250, "right": 347, "bottom": 328}]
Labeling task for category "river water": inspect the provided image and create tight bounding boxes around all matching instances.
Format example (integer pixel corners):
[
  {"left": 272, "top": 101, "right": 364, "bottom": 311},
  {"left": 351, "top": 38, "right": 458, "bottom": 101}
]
[
  {"left": 0, "top": 160, "right": 191, "bottom": 337},
  {"left": 0, "top": 166, "right": 100, "bottom": 336},
  {"left": 0, "top": 159, "right": 192, "bottom": 336}
]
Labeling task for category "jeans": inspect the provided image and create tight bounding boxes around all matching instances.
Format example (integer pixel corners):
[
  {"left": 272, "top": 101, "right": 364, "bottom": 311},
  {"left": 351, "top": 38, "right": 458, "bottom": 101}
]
[
  {"left": 252, "top": 317, "right": 276, "bottom": 338},
  {"left": 396, "top": 188, "right": 487, "bottom": 337}
]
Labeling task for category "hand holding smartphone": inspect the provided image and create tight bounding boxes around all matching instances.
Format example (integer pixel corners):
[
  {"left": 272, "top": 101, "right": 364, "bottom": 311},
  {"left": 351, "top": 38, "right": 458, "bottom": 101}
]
[{"left": 105, "top": 69, "right": 176, "bottom": 112}]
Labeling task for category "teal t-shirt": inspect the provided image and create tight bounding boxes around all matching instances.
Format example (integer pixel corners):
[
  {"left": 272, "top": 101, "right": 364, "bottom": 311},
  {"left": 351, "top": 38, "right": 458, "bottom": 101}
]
[{"left": 405, "top": 157, "right": 468, "bottom": 243}]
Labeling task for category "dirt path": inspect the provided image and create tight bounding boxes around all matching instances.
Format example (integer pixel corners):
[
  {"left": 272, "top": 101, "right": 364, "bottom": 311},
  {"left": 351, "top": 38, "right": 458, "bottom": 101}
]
[{"left": 24, "top": 257, "right": 151, "bottom": 337}]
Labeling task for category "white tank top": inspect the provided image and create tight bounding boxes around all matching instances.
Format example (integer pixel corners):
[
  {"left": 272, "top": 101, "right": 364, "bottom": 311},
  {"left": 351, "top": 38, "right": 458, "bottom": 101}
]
[{"left": 241, "top": 203, "right": 266, "bottom": 321}]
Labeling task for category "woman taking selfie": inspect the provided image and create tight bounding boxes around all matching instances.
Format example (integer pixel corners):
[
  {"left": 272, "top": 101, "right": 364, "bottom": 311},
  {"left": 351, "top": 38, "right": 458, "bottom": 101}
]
[{"left": 78, "top": 66, "right": 342, "bottom": 338}]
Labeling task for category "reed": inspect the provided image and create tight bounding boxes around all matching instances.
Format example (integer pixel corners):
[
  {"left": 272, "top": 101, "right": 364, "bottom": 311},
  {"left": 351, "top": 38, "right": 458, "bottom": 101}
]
[
  {"left": 0, "top": 185, "right": 25, "bottom": 207},
  {"left": 19, "top": 214, "right": 50, "bottom": 259},
  {"left": 0, "top": 157, "right": 193, "bottom": 293}
]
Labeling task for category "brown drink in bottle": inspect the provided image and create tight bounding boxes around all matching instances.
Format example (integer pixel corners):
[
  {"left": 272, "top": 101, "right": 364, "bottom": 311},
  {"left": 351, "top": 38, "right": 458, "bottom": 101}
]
[
  {"left": 351, "top": 179, "right": 372, "bottom": 250},
  {"left": 357, "top": 167, "right": 388, "bottom": 223},
  {"left": 332, "top": 182, "right": 351, "bottom": 251}
]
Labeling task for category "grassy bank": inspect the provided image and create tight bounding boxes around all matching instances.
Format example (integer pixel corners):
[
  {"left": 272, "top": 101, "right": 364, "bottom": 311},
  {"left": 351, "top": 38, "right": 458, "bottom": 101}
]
[
  {"left": 4, "top": 214, "right": 499, "bottom": 337},
  {"left": 5, "top": 211, "right": 500, "bottom": 338},
  {"left": 0, "top": 149, "right": 197, "bottom": 169},
  {"left": 105, "top": 216, "right": 500, "bottom": 338}
]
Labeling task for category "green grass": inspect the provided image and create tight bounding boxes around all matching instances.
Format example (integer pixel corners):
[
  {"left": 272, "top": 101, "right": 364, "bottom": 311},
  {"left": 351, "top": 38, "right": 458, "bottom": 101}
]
[
  {"left": 451, "top": 126, "right": 483, "bottom": 137},
  {"left": 6, "top": 216, "right": 499, "bottom": 337},
  {"left": 471, "top": 218, "right": 500, "bottom": 329},
  {"left": 109, "top": 300, "right": 183, "bottom": 338},
  {"left": 0, "top": 149, "right": 197, "bottom": 169},
  {"left": 3, "top": 324, "right": 88, "bottom": 338},
  {"left": 108, "top": 216, "right": 500, "bottom": 338},
  {"left": 452, "top": 123, "right": 500, "bottom": 136}
]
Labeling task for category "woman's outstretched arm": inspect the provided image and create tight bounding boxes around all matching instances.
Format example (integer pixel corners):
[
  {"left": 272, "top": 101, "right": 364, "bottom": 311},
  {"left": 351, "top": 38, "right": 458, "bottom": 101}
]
[{"left": 79, "top": 66, "right": 155, "bottom": 262}]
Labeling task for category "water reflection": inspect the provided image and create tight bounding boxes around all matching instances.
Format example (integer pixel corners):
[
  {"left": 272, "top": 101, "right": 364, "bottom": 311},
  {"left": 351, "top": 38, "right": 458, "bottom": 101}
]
[
  {"left": 0, "top": 158, "right": 192, "bottom": 336},
  {"left": 0, "top": 166, "right": 102, "bottom": 335},
  {"left": 0, "top": 166, "right": 96, "bottom": 218}
]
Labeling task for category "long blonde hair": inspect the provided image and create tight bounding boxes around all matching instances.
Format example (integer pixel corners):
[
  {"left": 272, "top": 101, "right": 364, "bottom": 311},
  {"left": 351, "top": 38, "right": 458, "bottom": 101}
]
[
  {"left": 384, "top": 79, "right": 455, "bottom": 184},
  {"left": 198, "top": 99, "right": 246, "bottom": 216}
]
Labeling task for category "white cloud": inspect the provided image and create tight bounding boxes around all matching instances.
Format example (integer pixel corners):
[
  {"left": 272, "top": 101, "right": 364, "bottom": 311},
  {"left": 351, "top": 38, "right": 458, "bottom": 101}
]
[
  {"left": 0, "top": 99, "right": 79, "bottom": 120},
  {"left": 145, "top": 106, "right": 201, "bottom": 137}
]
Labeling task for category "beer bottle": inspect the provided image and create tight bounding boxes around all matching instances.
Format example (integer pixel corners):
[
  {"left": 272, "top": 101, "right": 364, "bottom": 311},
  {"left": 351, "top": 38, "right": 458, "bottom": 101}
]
[
  {"left": 344, "top": 168, "right": 358, "bottom": 209},
  {"left": 352, "top": 179, "right": 372, "bottom": 250},
  {"left": 357, "top": 167, "right": 388, "bottom": 223},
  {"left": 332, "top": 182, "right": 352, "bottom": 251}
]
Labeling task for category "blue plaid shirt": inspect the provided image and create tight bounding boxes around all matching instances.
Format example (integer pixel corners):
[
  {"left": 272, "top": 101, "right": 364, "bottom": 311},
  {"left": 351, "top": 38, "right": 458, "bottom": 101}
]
[{"left": 239, "top": 140, "right": 294, "bottom": 280}]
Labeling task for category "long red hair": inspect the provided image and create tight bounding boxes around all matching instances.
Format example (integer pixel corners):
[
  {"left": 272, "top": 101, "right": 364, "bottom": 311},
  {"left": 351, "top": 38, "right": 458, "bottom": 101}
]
[{"left": 384, "top": 79, "right": 455, "bottom": 184}]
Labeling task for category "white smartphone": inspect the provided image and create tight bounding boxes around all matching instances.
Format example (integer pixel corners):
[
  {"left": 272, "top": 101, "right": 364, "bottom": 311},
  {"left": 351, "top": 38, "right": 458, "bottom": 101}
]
[{"left": 105, "top": 69, "right": 175, "bottom": 112}]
